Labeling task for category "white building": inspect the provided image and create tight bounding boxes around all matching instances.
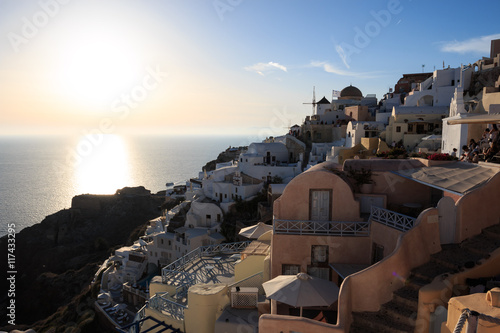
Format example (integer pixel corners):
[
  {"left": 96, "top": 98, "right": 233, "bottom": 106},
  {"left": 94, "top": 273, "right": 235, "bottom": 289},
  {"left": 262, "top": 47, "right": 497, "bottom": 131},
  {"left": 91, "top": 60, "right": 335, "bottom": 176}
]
[
  {"left": 441, "top": 83, "right": 470, "bottom": 155},
  {"left": 146, "top": 195, "right": 225, "bottom": 266},
  {"left": 238, "top": 141, "right": 303, "bottom": 183},
  {"left": 202, "top": 165, "right": 264, "bottom": 212},
  {"left": 345, "top": 121, "right": 385, "bottom": 148},
  {"left": 404, "top": 66, "right": 473, "bottom": 107}
]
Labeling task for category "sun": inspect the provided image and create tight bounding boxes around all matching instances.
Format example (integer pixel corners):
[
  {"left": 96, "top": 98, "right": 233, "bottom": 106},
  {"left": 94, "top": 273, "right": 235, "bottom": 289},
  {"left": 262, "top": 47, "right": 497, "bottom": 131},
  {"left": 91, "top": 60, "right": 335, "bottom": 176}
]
[
  {"left": 54, "top": 28, "right": 143, "bottom": 110},
  {"left": 74, "top": 134, "right": 132, "bottom": 194}
]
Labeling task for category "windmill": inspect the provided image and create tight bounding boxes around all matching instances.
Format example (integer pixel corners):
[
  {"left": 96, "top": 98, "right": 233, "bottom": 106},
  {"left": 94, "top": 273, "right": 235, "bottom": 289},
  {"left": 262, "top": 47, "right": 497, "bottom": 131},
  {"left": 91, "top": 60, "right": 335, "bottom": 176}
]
[{"left": 303, "top": 86, "right": 316, "bottom": 115}]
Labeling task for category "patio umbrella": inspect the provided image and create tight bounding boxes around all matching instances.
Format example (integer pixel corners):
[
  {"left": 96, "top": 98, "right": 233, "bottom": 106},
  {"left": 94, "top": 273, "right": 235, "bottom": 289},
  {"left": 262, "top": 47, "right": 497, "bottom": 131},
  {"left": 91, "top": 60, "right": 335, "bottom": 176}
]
[
  {"left": 239, "top": 222, "right": 272, "bottom": 239},
  {"left": 263, "top": 273, "right": 340, "bottom": 316}
]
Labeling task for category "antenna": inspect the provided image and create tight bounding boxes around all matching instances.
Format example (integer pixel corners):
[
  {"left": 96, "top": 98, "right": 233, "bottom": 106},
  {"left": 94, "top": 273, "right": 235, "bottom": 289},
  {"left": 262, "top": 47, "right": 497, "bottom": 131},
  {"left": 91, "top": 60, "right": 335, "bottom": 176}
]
[{"left": 422, "top": 64, "right": 425, "bottom": 73}]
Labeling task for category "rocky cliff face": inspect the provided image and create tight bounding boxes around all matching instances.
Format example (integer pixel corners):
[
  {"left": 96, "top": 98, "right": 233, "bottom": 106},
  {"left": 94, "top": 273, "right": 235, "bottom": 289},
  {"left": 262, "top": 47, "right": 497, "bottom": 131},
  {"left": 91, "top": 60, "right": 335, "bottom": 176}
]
[
  {"left": 202, "top": 146, "right": 247, "bottom": 172},
  {"left": 0, "top": 187, "right": 163, "bottom": 331}
]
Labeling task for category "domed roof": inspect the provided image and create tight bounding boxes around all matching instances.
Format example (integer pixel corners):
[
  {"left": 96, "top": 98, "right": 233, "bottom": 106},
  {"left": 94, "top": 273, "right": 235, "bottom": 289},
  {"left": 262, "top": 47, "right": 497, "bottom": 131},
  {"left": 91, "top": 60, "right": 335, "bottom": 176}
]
[{"left": 340, "top": 85, "right": 363, "bottom": 98}]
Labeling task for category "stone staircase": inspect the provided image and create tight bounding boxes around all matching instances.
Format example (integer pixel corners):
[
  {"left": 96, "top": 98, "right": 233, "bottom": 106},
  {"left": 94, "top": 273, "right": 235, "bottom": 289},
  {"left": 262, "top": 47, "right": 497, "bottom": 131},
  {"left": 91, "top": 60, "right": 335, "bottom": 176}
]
[{"left": 349, "top": 223, "right": 500, "bottom": 333}]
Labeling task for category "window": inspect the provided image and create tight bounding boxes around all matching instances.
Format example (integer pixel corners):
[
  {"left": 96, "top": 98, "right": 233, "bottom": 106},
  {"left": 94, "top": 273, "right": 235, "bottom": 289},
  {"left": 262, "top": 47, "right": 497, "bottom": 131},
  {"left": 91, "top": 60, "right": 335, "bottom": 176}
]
[
  {"left": 407, "top": 124, "right": 413, "bottom": 132},
  {"left": 282, "top": 264, "right": 300, "bottom": 275},
  {"left": 396, "top": 126, "right": 401, "bottom": 133},
  {"left": 206, "top": 214, "right": 211, "bottom": 221},
  {"left": 217, "top": 214, "right": 221, "bottom": 222},
  {"left": 235, "top": 188, "right": 238, "bottom": 193},
  {"left": 168, "top": 240, "right": 171, "bottom": 246},
  {"left": 161, "top": 239, "right": 164, "bottom": 245},
  {"left": 311, "top": 245, "right": 328, "bottom": 263},
  {"left": 224, "top": 194, "right": 227, "bottom": 199}
]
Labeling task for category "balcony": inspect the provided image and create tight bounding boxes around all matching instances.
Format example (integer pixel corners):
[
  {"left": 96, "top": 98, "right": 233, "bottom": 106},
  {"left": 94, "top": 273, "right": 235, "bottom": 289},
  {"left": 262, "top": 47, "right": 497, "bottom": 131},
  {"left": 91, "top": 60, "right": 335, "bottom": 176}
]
[
  {"left": 273, "top": 219, "right": 370, "bottom": 236},
  {"left": 273, "top": 206, "right": 417, "bottom": 236},
  {"left": 369, "top": 206, "right": 416, "bottom": 232},
  {"left": 149, "top": 292, "right": 187, "bottom": 321}
]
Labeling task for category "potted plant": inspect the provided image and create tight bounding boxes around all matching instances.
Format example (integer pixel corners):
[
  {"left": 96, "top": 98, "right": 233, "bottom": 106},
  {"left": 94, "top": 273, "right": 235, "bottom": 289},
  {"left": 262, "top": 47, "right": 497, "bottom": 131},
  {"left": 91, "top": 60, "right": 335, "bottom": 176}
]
[{"left": 346, "top": 167, "right": 375, "bottom": 193}]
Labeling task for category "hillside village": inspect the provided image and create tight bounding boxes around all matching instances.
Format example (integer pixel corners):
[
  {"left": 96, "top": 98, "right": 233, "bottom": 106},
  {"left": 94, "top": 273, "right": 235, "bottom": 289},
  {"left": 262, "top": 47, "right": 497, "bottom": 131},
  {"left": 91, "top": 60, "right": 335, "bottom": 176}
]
[{"left": 91, "top": 40, "right": 500, "bottom": 333}]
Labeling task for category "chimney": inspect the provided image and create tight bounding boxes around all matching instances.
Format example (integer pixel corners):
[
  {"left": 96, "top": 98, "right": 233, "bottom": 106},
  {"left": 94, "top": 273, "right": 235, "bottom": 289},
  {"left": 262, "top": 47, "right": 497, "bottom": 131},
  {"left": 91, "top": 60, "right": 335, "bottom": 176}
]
[{"left": 491, "top": 39, "right": 500, "bottom": 58}]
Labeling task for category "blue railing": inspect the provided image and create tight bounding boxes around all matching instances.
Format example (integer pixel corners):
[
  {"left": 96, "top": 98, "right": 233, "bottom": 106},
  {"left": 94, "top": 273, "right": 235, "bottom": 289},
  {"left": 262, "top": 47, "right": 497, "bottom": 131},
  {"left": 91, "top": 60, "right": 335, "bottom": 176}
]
[
  {"left": 161, "top": 241, "right": 251, "bottom": 283},
  {"left": 149, "top": 292, "right": 187, "bottom": 321},
  {"left": 369, "top": 206, "right": 416, "bottom": 232},
  {"left": 273, "top": 219, "right": 370, "bottom": 236}
]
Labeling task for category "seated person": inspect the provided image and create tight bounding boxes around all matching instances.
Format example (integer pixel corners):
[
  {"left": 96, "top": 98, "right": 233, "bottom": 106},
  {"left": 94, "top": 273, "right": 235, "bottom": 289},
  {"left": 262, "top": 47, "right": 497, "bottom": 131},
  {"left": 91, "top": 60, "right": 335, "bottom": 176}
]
[
  {"left": 459, "top": 145, "right": 471, "bottom": 162},
  {"left": 471, "top": 151, "right": 480, "bottom": 163},
  {"left": 469, "top": 139, "right": 477, "bottom": 151},
  {"left": 480, "top": 128, "right": 491, "bottom": 144},
  {"left": 490, "top": 124, "right": 499, "bottom": 143},
  {"left": 484, "top": 141, "right": 499, "bottom": 162}
]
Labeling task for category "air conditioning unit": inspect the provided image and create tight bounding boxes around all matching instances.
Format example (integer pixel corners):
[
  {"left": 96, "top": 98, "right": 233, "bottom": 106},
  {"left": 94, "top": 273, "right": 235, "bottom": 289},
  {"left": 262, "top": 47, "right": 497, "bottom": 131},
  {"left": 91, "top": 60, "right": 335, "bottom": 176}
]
[{"left": 231, "top": 287, "right": 258, "bottom": 308}]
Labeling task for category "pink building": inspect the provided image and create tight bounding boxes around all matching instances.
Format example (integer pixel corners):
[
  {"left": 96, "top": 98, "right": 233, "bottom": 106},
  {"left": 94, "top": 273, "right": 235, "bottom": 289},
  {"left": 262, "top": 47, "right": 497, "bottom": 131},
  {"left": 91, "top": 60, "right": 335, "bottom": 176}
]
[{"left": 260, "top": 159, "right": 500, "bottom": 332}]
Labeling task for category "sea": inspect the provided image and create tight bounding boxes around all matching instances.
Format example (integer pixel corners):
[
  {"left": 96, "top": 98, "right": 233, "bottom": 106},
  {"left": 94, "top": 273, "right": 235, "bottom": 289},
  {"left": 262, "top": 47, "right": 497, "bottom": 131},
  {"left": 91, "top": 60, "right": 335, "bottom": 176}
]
[{"left": 0, "top": 134, "right": 255, "bottom": 237}]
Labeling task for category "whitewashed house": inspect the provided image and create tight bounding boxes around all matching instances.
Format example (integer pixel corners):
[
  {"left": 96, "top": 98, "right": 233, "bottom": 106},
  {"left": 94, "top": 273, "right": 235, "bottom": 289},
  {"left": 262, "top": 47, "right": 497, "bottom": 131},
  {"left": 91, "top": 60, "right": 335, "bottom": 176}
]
[
  {"left": 238, "top": 142, "right": 302, "bottom": 182},
  {"left": 404, "top": 66, "right": 473, "bottom": 107},
  {"left": 146, "top": 195, "right": 225, "bottom": 266},
  {"left": 345, "top": 121, "right": 385, "bottom": 148}
]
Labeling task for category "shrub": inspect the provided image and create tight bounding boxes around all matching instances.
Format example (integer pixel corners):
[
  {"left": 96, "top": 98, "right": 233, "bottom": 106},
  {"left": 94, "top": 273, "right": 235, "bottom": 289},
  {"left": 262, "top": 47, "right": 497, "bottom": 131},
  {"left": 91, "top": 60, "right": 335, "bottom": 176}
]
[{"left": 427, "top": 153, "right": 453, "bottom": 161}]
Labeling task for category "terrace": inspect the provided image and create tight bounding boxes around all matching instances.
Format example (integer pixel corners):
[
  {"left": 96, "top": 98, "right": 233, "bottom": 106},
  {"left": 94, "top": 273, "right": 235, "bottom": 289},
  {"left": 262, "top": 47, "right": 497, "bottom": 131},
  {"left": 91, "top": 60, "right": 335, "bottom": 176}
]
[
  {"left": 273, "top": 206, "right": 417, "bottom": 236},
  {"left": 143, "top": 241, "right": 255, "bottom": 321}
]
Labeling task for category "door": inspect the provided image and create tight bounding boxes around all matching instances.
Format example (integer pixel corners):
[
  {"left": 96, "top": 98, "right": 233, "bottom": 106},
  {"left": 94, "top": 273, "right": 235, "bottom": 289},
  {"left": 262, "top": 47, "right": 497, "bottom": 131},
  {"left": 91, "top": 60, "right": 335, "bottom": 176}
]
[
  {"left": 437, "top": 196, "right": 456, "bottom": 244},
  {"left": 310, "top": 190, "right": 331, "bottom": 221}
]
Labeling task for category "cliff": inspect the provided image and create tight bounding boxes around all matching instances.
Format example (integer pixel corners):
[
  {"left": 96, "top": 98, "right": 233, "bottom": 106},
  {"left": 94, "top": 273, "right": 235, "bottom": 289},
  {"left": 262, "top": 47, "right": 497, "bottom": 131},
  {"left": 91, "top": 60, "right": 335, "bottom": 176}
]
[
  {"left": 0, "top": 187, "right": 163, "bottom": 332},
  {"left": 202, "top": 146, "right": 247, "bottom": 172}
]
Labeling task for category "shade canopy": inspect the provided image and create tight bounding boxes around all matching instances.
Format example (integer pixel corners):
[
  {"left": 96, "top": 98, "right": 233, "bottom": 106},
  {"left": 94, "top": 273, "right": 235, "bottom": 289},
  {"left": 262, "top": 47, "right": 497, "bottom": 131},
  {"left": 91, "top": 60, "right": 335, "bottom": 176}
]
[
  {"left": 263, "top": 273, "right": 340, "bottom": 308},
  {"left": 447, "top": 113, "right": 500, "bottom": 125},
  {"left": 239, "top": 222, "right": 273, "bottom": 239},
  {"left": 392, "top": 163, "right": 498, "bottom": 195}
]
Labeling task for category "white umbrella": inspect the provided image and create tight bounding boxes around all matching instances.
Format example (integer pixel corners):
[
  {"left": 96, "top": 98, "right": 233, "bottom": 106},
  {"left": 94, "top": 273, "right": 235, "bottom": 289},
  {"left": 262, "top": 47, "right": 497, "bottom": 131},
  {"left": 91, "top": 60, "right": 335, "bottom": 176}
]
[
  {"left": 239, "top": 222, "right": 272, "bottom": 239},
  {"left": 263, "top": 273, "right": 340, "bottom": 317}
]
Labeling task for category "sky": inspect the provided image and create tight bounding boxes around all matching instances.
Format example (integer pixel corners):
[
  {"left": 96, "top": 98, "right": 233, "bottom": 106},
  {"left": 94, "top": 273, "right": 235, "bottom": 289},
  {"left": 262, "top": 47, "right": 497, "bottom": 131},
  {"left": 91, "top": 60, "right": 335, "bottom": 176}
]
[{"left": 0, "top": 0, "right": 499, "bottom": 137}]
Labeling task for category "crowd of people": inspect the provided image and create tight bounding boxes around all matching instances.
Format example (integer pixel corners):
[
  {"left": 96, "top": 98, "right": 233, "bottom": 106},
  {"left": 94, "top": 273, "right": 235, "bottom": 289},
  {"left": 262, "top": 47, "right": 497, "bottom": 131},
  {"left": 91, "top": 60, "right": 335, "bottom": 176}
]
[{"left": 459, "top": 124, "right": 500, "bottom": 163}]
